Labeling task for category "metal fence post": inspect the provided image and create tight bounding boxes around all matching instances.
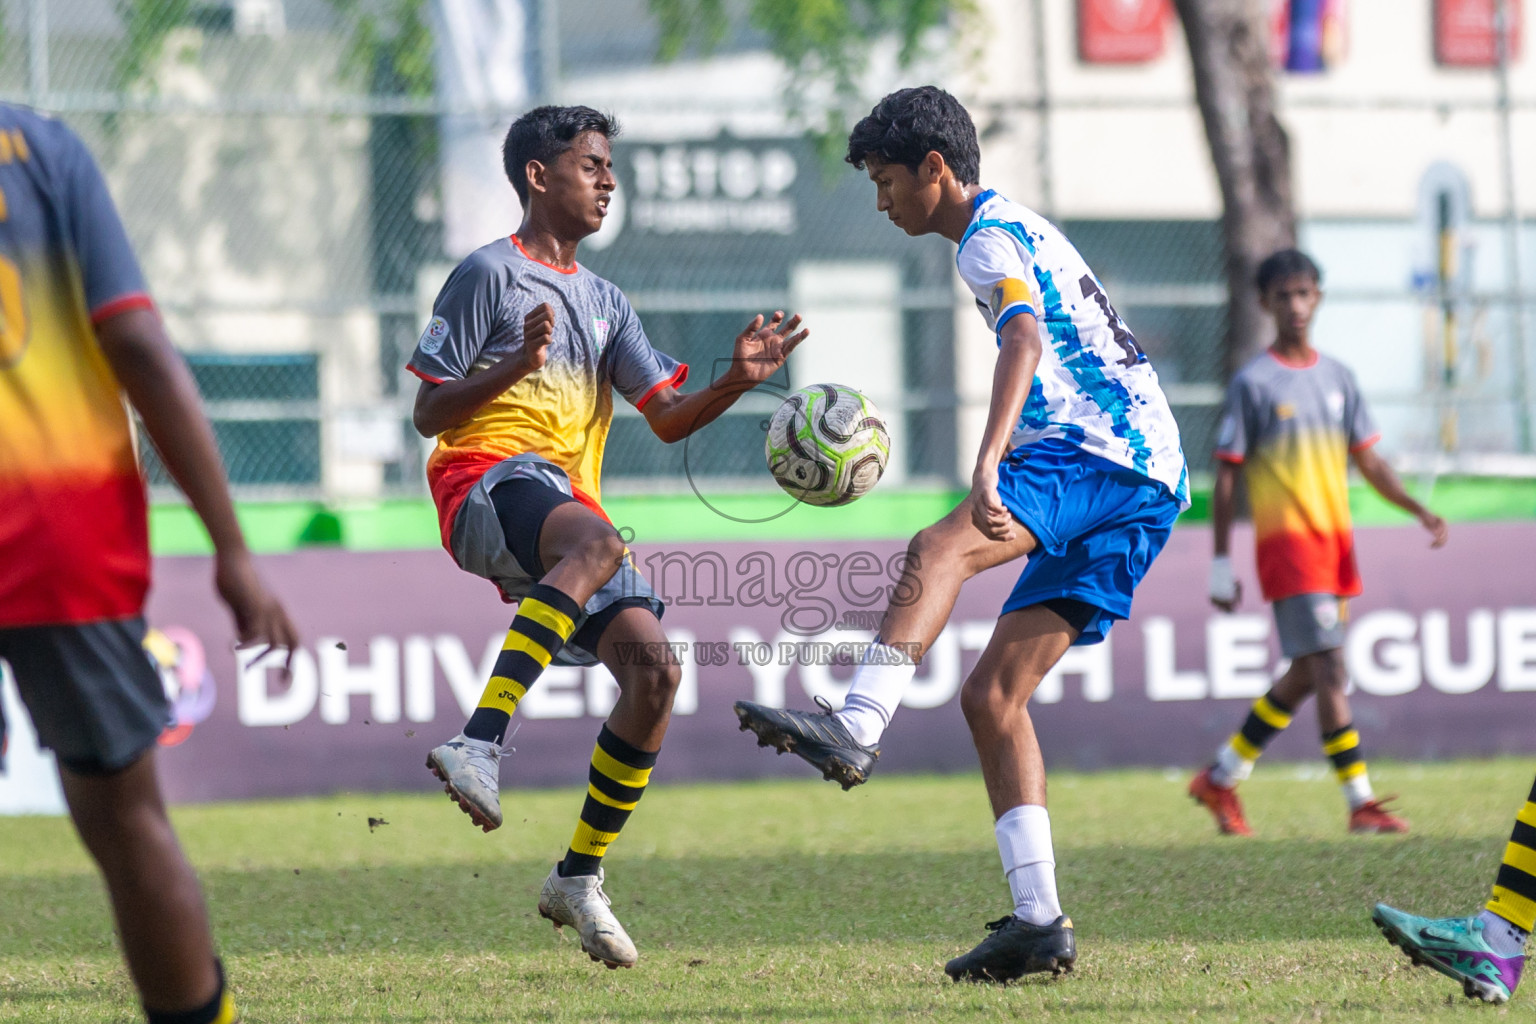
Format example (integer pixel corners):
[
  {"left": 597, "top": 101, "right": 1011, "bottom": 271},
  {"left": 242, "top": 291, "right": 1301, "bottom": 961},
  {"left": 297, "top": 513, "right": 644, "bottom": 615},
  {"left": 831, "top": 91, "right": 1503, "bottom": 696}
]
[
  {"left": 27, "top": 0, "right": 48, "bottom": 107},
  {"left": 1496, "top": 0, "right": 1532, "bottom": 453}
]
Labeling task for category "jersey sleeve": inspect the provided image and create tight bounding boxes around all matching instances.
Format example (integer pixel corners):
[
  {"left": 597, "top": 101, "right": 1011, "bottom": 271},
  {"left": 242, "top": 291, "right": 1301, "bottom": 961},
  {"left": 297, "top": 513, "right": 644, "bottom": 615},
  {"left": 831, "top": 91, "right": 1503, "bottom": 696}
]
[
  {"left": 955, "top": 226, "right": 1044, "bottom": 332},
  {"left": 1342, "top": 366, "right": 1380, "bottom": 452},
  {"left": 407, "top": 253, "right": 502, "bottom": 383},
  {"left": 1213, "top": 377, "right": 1252, "bottom": 464},
  {"left": 608, "top": 293, "right": 688, "bottom": 410},
  {"left": 58, "top": 127, "right": 152, "bottom": 324}
]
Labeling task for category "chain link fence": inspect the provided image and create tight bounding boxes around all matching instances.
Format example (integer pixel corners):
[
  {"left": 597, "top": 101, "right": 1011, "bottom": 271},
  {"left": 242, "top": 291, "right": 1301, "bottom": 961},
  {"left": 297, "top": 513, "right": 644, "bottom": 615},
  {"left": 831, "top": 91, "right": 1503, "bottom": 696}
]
[{"left": 4, "top": 0, "right": 1530, "bottom": 504}]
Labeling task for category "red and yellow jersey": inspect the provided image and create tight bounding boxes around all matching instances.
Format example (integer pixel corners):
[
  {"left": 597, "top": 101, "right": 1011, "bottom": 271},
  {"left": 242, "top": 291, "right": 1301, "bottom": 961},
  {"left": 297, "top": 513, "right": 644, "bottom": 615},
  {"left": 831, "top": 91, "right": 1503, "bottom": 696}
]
[
  {"left": 1214, "top": 348, "right": 1380, "bottom": 602},
  {"left": 0, "top": 105, "right": 155, "bottom": 627},
  {"left": 406, "top": 235, "right": 687, "bottom": 547}
]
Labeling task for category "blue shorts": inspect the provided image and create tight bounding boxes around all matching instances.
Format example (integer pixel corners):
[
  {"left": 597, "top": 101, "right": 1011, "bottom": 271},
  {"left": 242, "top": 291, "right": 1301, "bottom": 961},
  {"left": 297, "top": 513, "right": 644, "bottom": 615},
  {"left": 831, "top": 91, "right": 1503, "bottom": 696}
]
[{"left": 995, "top": 439, "right": 1181, "bottom": 646}]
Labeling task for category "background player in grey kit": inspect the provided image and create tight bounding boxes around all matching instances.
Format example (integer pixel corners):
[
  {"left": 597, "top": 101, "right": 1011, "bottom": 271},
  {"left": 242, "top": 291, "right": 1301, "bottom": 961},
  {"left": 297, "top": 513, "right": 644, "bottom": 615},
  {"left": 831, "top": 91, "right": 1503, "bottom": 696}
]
[
  {"left": 1189, "top": 248, "right": 1448, "bottom": 837},
  {"left": 406, "top": 105, "right": 807, "bottom": 970}
]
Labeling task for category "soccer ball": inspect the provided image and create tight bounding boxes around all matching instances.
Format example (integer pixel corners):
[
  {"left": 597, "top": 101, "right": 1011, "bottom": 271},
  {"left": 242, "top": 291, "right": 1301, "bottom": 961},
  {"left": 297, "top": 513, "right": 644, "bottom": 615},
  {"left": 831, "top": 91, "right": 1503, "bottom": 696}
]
[{"left": 764, "top": 384, "right": 890, "bottom": 506}]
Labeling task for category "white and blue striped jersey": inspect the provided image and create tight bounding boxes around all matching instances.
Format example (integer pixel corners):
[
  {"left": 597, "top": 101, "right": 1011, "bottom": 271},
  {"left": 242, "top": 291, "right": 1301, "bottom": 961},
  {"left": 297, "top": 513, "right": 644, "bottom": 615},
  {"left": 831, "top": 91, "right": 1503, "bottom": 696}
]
[{"left": 956, "top": 190, "right": 1189, "bottom": 505}]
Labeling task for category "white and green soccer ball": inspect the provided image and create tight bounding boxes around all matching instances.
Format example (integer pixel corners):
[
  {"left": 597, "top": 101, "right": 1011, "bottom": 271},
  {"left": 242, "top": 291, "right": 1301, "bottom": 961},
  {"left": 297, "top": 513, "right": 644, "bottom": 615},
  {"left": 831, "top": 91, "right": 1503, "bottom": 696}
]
[{"left": 764, "top": 384, "right": 891, "bottom": 506}]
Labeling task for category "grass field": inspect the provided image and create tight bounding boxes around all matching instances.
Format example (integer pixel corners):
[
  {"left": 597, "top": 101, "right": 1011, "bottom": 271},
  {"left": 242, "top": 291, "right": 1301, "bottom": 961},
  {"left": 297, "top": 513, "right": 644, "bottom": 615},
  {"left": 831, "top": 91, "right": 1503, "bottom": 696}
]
[{"left": 1, "top": 759, "right": 1530, "bottom": 1022}]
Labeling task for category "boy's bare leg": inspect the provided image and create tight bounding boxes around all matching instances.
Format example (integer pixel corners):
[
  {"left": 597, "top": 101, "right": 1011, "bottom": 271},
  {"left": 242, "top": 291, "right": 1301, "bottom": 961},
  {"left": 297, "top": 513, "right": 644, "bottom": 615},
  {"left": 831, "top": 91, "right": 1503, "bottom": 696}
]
[
  {"left": 735, "top": 499, "right": 1038, "bottom": 785},
  {"left": 430, "top": 498, "right": 631, "bottom": 830},
  {"left": 878, "top": 500, "right": 1039, "bottom": 659},
  {"left": 945, "top": 603, "right": 1081, "bottom": 982},
  {"left": 536, "top": 502, "right": 632, "bottom": 607},
  {"left": 959, "top": 605, "right": 1078, "bottom": 817},
  {"left": 58, "top": 749, "right": 222, "bottom": 1014}
]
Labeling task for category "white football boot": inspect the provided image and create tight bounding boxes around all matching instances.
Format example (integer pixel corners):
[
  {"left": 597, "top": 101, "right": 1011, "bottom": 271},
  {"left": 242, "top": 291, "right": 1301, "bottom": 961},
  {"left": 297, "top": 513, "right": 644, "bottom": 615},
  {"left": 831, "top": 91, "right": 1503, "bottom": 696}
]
[
  {"left": 425, "top": 733, "right": 502, "bottom": 831},
  {"left": 538, "top": 865, "right": 638, "bottom": 969}
]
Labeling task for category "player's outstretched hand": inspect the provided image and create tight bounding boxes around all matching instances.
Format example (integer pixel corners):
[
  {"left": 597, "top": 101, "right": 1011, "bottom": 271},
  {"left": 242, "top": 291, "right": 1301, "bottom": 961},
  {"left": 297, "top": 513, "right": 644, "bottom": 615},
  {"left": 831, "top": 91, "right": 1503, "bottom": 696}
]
[
  {"left": 969, "top": 467, "right": 1016, "bottom": 542},
  {"left": 1420, "top": 511, "right": 1449, "bottom": 549},
  {"left": 726, "top": 311, "right": 808, "bottom": 387},
  {"left": 215, "top": 549, "right": 300, "bottom": 670},
  {"left": 519, "top": 302, "right": 555, "bottom": 374}
]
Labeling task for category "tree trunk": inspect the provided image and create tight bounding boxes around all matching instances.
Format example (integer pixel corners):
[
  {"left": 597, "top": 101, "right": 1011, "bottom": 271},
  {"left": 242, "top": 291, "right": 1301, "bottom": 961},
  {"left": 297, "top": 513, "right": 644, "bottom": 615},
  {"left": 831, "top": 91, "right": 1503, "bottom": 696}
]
[{"left": 1173, "top": 0, "right": 1297, "bottom": 379}]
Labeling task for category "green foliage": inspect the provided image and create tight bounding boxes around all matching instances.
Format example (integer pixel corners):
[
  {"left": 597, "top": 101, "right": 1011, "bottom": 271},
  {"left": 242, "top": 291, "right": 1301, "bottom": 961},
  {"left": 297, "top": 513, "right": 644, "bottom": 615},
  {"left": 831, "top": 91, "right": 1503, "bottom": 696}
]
[
  {"left": 114, "top": 0, "right": 197, "bottom": 91},
  {"left": 326, "top": 0, "right": 436, "bottom": 98},
  {"left": 0, "top": 760, "right": 1526, "bottom": 1021},
  {"left": 648, "top": 0, "right": 975, "bottom": 163}
]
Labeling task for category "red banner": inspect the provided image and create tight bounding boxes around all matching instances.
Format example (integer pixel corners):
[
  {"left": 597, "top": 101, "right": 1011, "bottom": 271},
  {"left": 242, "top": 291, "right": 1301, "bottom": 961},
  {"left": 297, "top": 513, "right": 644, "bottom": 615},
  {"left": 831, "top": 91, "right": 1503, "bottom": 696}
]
[
  {"left": 1436, "top": 0, "right": 1522, "bottom": 66},
  {"left": 1078, "top": 0, "right": 1172, "bottom": 64}
]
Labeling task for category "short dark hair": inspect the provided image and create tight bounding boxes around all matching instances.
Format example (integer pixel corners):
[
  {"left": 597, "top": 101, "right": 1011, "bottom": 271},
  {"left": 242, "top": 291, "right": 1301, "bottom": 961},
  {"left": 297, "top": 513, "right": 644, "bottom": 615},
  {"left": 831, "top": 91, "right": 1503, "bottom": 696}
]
[
  {"left": 1256, "top": 248, "right": 1322, "bottom": 293},
  {"left": 845, "top": 86, "right": 980, "bottom": 185},
  {"left": 502, "top": 105, "right": 620, "bottom": 204}
]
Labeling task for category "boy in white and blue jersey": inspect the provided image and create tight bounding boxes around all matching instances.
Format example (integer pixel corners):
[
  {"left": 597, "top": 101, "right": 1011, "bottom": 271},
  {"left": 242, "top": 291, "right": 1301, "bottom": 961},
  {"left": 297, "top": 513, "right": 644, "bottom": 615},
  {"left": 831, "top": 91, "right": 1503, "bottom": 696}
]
[{"left": 734, "top": 86, "right": 1187, "bottom": 983}]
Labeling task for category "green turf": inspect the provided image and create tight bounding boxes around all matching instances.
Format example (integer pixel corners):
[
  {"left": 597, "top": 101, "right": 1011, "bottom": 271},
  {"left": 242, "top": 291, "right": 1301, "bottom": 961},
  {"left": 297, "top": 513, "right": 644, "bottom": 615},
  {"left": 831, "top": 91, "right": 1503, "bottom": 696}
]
[{"left": 2, "top": 759, "right": 1530, "bottom": 1022}]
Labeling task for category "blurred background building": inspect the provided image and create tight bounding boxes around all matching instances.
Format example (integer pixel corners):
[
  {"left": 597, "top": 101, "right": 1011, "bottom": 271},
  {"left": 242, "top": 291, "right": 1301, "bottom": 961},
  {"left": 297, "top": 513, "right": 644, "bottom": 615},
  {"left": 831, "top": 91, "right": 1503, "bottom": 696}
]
[{"left": 2, "top": 0, "right": 1531, "bottom": 504}]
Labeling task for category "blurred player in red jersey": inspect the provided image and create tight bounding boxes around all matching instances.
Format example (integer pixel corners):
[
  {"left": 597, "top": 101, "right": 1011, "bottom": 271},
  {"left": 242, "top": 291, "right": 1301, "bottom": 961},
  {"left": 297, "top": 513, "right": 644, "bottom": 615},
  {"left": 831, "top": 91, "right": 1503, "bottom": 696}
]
[
  {"left": 1188, "top": 249, "right": 1446, "bottom": 838},
  {"left": 0, "top": 103, "right": 298, "bottom": 1024}
]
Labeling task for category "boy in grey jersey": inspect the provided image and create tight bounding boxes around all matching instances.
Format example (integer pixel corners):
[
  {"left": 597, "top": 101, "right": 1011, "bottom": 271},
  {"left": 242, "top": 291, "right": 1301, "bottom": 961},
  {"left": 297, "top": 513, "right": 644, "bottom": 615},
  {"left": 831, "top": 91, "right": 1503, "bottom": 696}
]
[
  {"left": 408, "top": 105, "right": 807, "bottom": 969},
  {"left": 1190, "top": 249, "right": 1447, "bottom": 837}
]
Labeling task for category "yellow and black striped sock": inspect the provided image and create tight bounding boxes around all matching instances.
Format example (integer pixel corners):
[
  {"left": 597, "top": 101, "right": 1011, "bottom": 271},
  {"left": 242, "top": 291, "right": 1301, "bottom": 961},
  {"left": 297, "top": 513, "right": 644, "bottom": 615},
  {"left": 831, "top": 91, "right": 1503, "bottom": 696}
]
[
  {"left": 463, "top": 584, "right": 582, "bottom": 745},
  {"left": 1322, "top": 724, "right": 1371, "bottom": 804},
  {"left": 1230, "top": 690, "right": 1295, "bottom": 763},
  {"left": 559, "top": 725, "right": 658, "bottom": 878},
  {"left": 1486, "top": 774, "right": 1536, "bottom": 933}
]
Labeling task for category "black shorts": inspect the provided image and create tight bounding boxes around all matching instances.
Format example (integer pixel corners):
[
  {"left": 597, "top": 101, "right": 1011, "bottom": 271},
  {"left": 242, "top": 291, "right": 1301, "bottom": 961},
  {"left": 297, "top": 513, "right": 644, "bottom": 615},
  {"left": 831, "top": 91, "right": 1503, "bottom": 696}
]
[
  {"left": 489, "top": 474, "right": 657, "bottom": 653},
  {"left": 449, "top": 454, "right": 664, "bottom": 665},
  {"left": 0, "top": 617, "right": 170, "bottom": 775}
]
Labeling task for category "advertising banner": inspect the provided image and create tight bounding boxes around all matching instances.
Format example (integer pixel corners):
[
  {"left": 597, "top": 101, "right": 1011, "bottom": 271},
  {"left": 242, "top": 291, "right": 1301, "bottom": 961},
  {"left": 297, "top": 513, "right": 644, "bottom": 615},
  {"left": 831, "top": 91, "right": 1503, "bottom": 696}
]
[
  {"left": 1078, "top": 0, "right": 1172, "bottom": 64},
  {"left": 3, "top": 523, "right": 1534, "bottom": 810},
  {"left": 1435, "top": 0, "right": 1523, "bottom": 66}
]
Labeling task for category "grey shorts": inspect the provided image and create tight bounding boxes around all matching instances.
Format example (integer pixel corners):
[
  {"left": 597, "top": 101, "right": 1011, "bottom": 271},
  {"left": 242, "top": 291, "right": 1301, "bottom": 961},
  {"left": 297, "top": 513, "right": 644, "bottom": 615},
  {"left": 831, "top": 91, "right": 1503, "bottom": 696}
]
[
  {"left": 0, "top": 617, "right": 170, "bottom": 774},
  {"left": 1273, "top": 593, "right": 1348, "bottom": 659},
  {"left": 450, "top": 454, "right": 663, "bottom": 667}
]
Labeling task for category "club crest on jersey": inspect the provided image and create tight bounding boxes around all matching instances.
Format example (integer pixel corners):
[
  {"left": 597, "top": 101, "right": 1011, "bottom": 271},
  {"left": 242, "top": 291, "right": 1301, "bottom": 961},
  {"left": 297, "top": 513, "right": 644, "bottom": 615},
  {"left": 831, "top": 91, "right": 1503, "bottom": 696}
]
[
  {"left": 592, "top": 317, "right": 611, "bottom": 351},
  {"left": 1327, "top": 390, "right": 1345, "bottom": 422},
  {"left": 419, "top": 316, "right": 449, "bottom": 355}
]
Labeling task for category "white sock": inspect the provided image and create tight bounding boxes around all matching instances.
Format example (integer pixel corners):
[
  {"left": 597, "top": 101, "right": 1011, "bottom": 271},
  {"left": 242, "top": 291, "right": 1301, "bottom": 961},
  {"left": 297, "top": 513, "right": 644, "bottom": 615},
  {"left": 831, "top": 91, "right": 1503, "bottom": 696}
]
[
  {"left": 995, "top": 804, "right": 1061, "bottom": 926},
  {"left": 1478, "top": 911, "right": 1529, "bottom": 957},
  {"left": 1341, "top": 772, "right": 1373, "bottom": 810},
  {"left": 833, "top": 643, "right": 916, "bottom": 746},
  {"left": 1208, "top": 742, "right": 1253, "bottom": 789}
]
